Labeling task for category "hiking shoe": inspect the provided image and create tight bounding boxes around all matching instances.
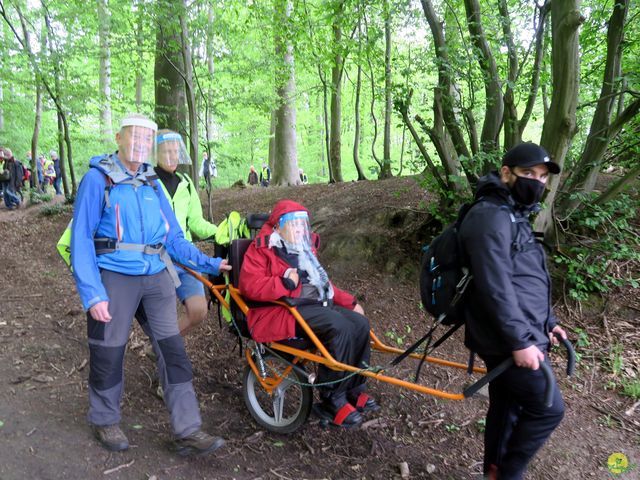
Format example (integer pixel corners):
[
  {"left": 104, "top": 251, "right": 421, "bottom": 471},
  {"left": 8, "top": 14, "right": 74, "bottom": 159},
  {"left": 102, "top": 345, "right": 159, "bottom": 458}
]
[
  {"left": 93, "top": 424, "right": 129, "bottom": 452},
  {"left": 174, "top": 430, "right": 225, "bottom": 457}
]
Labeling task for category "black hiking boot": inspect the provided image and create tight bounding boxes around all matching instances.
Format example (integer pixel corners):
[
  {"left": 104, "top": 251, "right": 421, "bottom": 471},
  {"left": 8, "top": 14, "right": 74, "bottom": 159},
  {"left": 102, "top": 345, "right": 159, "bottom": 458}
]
[
  {"left": 173, "top": 430, "right": 226, "bottom": 457},
  {"left": 93, "top": 424, "right": 129, "bottom": 452}
]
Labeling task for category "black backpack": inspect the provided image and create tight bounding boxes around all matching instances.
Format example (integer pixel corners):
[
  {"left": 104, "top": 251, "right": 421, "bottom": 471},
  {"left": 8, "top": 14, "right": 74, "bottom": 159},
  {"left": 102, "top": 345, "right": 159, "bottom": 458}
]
[
  {"left": 419, "top": 202, "right": 477, "bottom": 325},
  {"left": 419, "top": 198, "right": 519, "bottom": 326}
]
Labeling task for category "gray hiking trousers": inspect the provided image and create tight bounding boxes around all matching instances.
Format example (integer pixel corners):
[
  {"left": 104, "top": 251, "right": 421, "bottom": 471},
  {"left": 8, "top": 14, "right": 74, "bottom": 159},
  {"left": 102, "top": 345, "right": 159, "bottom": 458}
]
[{"left": 86, "top": 269, "right": 201, "bottom": 438}]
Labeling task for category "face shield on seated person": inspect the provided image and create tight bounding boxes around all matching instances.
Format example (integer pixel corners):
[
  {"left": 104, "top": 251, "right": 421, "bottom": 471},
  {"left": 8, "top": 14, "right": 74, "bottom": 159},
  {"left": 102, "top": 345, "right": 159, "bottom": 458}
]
[
  {"left": 155, "top": 130, "right": 191, "bottom": 172},
  {"left": 278, "top": 211, "right": 312, "bottom": 253},
  {"left": 116, "top": 115, "right": 158, "bottom": 169}
]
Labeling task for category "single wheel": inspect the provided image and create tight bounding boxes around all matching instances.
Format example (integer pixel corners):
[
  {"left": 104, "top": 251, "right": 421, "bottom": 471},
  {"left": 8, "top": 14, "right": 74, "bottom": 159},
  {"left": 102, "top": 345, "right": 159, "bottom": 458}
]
[{"left": 242, "top": 353, "right": 313, "bottom": 433}]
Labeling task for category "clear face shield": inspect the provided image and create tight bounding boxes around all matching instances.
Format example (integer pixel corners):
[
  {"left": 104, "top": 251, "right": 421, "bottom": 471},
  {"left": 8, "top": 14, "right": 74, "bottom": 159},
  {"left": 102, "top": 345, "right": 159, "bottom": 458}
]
[
  {"left": 278, "top": 211, "right": 312, "bottom": 251},
  {"left": 155, "top": 131, "right": 191, "bottom": 171},
  {"left": 117, "top": 116, "right": 157, "bottom": 167}
]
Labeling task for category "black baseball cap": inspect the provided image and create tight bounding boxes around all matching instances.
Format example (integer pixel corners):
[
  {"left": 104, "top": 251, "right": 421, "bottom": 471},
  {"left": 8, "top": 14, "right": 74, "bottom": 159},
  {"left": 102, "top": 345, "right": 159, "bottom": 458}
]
[{"left": 502, "top": 142, "right": 561, "bottom": 174}]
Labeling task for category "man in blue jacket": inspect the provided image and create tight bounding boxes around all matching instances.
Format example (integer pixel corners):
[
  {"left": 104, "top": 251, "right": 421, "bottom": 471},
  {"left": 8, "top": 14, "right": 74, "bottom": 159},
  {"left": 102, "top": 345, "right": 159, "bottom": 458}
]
[
  {"left": 70, "top": 113, "right": 231, "bottom": 456},
  {"left": 459, "top": 143, "right": 568, "bottom": 480}
]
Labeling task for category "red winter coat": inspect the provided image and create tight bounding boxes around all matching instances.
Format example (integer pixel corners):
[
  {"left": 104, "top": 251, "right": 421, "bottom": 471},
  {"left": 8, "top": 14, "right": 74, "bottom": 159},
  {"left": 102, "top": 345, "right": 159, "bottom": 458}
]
[{"left": 239, "top": 199, "right": 357, "bottom": 342}]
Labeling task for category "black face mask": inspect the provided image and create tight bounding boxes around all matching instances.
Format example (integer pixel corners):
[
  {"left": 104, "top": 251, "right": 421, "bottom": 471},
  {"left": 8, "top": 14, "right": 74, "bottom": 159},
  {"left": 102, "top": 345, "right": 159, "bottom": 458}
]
[{"left": 510, "top": 174, "right": 546, "bottom": 206}]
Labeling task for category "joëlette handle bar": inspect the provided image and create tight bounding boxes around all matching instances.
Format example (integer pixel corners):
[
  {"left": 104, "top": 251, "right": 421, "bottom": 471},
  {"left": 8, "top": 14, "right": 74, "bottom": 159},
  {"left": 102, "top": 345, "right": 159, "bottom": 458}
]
[{"left": 463, "top": 334, "right": 575, "bottom": 408}]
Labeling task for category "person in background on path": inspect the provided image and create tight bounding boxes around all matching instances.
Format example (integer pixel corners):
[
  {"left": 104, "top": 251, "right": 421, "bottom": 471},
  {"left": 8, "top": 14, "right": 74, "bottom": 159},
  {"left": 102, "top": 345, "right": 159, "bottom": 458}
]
[
  {"left": 1, "top": 148, "right": 23, "bottom": 210},
  {"left": 240, "top": 199, "right": 380, "bottom": 428},
  {"left": 199, "top": 151, "right": 217, "bottom": 187},
  {"left": 70, "top": 113, "right": 230, "bottom": 457},
  {"left": 247, "top": 165, "right": 258, "bottom": 186},
  {"left": 43, "top": 155, "right": 56, "bottom": 192},
  {"left": 36, "top": 153, "right": 44, "bottom": 190},
  {"left": 259, "top": 162, "right": 271, "bottom": 187},
  {"left": 299, "top": 168, "right": 308, "bottom": 185},
  {"left": 459, "top": 142, "right": 567, "bottom": 480},
  {"left": 51, "top": 150, "right": 63, "bottom": 195}
]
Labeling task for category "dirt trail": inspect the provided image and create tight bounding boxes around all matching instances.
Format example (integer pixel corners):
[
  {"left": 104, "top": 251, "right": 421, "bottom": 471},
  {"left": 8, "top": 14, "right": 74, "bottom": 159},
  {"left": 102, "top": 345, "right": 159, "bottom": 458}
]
[{"left": 0, "top": 178, "right": 638, "bottom": 479}]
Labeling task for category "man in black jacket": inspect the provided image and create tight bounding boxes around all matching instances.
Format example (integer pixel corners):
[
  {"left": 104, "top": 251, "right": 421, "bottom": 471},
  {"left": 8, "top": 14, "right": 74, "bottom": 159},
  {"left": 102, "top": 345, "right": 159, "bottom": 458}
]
[{"left": 459, "top": 143, "right": 567, "bottom": 480}]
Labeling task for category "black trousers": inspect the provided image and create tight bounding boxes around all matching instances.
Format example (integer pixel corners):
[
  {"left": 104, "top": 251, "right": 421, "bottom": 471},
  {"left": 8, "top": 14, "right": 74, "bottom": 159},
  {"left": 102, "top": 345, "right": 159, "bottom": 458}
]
[
  {"left": 296, "top": 303, "right": 371, "bottom": 405},
  {"left": 481, "top": 355, "right": 565, "bottom": 480}
]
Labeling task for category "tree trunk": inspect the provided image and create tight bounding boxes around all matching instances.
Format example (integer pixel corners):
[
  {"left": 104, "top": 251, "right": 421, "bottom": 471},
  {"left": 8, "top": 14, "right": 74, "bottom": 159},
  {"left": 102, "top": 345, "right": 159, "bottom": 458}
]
[
  {"left": 499, "top": 0, "right": 519, "bottom": 150},
  {"left": 420, "top": 0, "right": 471, "bottom": 162},
  {"left": 594, "top": 163, "right": 640, "bottom": 206},
  {"left": 97, "top": 0, "right": 113, "bottom": 146},
  {"left": 268, "top": 109, "right": 277, "bottom": 170},
  {"left": 380, "top": 0, "right": 392, "bottom": 179},
  {"left": 179, "top": 0, "right": 198, "bottom": 181},
  {"left": 135, "top": 0, "right": 144, "bottom": 108},
  {"left": 205, "top": 3, "right": 215, "bottom": 154},
  {"left": 353, "top": 61, "right": 366, "bottom": 181},
  {"left": 272, "top": 0, "right": 299, "bottom": 186},
  {"left": 31, "top": 81, "right": 42, "bottom": 190},
  {"left": 329, "top": 1, "right": 344, "bottom": 183},
  {"left": 155, "top": 0, "right": 187, "bottom": 134},
  {"left": 463, "top": 0, "right": 503, "bottom": 158},
  {"left": 559, "top": 0, "right": 629, "bottom": 214},
  {"left": 534, "top": 1, "right": 584, "bottom": 236},
  {"left": 57, "top": 112, "right": 69, "bottom": 196}
]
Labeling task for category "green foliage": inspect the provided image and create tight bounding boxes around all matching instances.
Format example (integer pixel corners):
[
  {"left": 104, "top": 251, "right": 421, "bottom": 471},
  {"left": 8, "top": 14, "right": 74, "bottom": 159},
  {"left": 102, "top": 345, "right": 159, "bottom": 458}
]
[
  {"left": 29, "top": 190, "right": 52, "bottom": 205},
  {"left": 621, "top": 380, "right": 640, "bottom": 400},
  {"left": 39, "top": 203, "right": 73, "bottom": 217},
  {"left": 553, "top": 193, "right": 640, "bottom": 301}
]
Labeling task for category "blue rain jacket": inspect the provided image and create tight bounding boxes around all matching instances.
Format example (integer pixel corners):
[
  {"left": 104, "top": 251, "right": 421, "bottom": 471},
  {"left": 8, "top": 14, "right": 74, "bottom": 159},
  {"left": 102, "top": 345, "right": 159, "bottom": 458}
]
[{"left": 71, "top": 154, "right": 222, "bottom": 310}]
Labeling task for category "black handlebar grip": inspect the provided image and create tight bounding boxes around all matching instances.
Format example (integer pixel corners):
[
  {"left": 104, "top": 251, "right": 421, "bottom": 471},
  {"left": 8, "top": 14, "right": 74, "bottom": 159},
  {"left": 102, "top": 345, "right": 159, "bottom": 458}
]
[
  {"left": 553, "top": 332, "right": 576, "bottom": 377},
  {"left": 538, "top": 361, "right": 554, "bottom": 408},
  {"left": 464, "top": 357, "right": 554, "bottom": 408}
]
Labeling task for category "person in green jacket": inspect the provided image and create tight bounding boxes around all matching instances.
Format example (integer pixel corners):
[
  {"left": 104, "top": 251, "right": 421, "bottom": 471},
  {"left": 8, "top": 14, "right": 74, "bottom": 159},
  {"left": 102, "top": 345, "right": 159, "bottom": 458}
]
[{"left": 153, "top": 129, "right": 218, "bottom": 335}]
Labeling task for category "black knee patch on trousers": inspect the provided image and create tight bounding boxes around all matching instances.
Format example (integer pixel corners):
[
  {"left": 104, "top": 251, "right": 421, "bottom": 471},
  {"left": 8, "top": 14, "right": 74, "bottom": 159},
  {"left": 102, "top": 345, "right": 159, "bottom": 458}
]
[
  {"left": 89, "top": 344, "right": 126, "bottom": 390},
  {"left": 158, "top": 335, "right": 193, "bottom": 384}
]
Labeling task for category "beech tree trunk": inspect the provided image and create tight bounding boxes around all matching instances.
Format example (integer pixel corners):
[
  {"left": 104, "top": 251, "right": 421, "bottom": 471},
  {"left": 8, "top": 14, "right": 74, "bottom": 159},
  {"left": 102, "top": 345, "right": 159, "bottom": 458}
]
[
  {"left": 534, "top": 1, "right": 584, "bottom": 236},
  {"left": 559, "top": 0, "right": 630, "bottom": 214},
  {"left": 380, "top": 0, "right": 392, "bottom": 179},
  {"left": 135, "top": 0, "right": 144, "bottom": 108},
  {"left": 329, "top": 1, "right": 344, "bottom": 183},
  {"left": 155, "top": 0, "right": 187, "bottom": 134},
  {"left": 97, "top": 0, "right": 113, "bottom": 145},
  {"left": 463, "top": 0, "right": 503, "bottom": 159},
  {"left": 179, "top": 0, "right": 198, "bottom": 180},
  {"left": 272, "top": 0, "right": 299, "bottom": 186}
]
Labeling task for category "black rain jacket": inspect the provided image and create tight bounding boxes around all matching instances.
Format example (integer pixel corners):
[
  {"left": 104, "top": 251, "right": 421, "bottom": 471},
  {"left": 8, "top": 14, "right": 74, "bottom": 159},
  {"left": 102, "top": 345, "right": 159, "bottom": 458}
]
[{"left": 459, "top": 172, "right": 557, "bottom": 357}]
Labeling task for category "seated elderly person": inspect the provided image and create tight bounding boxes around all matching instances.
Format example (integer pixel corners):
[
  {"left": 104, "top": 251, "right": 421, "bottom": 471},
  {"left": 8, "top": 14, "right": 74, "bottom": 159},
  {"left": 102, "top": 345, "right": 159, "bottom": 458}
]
[{"left": 239, "top": 199, "right": 379, "bottom": 428}]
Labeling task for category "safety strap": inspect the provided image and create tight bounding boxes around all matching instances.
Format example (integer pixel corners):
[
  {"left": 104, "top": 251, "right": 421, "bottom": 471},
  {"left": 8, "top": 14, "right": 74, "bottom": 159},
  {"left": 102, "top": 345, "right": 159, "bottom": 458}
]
[{"left": 93, "top": 238, "right": 182, "bottom": 288}]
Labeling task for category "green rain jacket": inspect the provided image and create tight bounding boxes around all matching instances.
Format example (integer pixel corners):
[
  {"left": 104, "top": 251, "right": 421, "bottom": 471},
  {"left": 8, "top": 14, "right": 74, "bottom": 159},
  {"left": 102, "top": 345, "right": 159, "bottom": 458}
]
[{"left": 157, "top": 171, "right": 217, "bottom": 241}]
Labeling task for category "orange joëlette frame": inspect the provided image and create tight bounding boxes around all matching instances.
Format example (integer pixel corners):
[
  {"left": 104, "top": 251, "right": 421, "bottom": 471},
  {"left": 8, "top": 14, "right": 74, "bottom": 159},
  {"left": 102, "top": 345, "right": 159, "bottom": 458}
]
[{"left": 179, "top": 264, "right": 486, "bottom": 401}]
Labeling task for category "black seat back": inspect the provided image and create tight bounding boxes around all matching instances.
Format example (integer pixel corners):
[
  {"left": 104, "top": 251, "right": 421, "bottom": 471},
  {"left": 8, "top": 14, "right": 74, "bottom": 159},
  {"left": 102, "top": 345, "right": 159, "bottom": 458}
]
[
  {"left": 230, "top": 238, "right": 252, "bottom": 288},
  {"left": 246, "top": 213, "right": 269, "bottom": 238}
]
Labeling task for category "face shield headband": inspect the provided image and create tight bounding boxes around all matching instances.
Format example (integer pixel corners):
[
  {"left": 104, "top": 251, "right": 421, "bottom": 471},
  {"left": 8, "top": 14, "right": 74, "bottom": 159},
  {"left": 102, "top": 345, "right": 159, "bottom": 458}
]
[
  {"left": 278, "top": 211, "right": 311, "bottom": 251},
  {"left": 117, "top": 117, "right": 158, "bottom": 166},
  {"left": 155, "top": 132, "right": 191, "bottom": 168}
]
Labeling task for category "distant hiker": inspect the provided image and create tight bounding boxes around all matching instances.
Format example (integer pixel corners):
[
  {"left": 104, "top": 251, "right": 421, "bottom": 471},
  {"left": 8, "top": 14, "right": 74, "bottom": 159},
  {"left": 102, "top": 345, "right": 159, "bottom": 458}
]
[
  {"left": 299, "top": 168, "right": 308, "bottom": 185},
  {"left": 141, "top": 129, "right": 218, "bottom": 336},
  {"left": 43, "top": 155, "right": 56, "bottom": 191},
  {"left": 1, "top": 148, "right": 23, "bottom": 210},
  {"left": 199, "top": 151, "right": 217, "bottom": 186},
  {"left": 239, "top": 199, "right": 379, "bottom": 428},
  {"left": 69, "top": 113, "right": 230, "bottom": 456},
  {"left": 458, "top": 142, "right": 567, "bottom": 480},
  {"left": 50, "top": 151, "right": 62, "bottom": 195},
  {"left": 259, "top": 162, "right": 271, "bottom": 187},
  {"left": 36, "top": 154, "right": 44, "bottom": 189},
  {"left": 247, "top": 165, "right": 258, "bottom": 186}
]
